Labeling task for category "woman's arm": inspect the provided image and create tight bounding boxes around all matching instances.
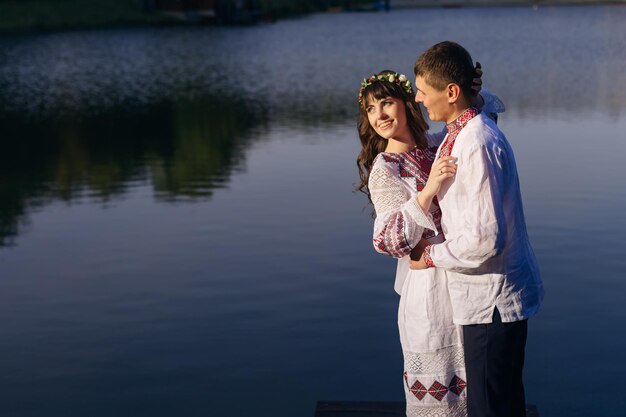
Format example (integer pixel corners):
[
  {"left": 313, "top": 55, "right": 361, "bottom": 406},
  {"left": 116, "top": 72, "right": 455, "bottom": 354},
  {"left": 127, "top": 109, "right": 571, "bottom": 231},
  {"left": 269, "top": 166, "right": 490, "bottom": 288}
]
[
  {"left": 369, "top": 164, "right": 437, "bottom": 258},
  {"left": 369, "top": 158, "right": 455, "bottom": 258}
]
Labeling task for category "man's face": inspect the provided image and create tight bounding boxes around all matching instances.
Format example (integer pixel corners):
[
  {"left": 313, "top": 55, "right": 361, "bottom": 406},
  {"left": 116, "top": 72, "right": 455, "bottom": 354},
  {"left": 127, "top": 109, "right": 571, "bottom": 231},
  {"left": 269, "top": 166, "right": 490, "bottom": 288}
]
[{"left": 414, "top": 75, "right": 451, "bottom": 123}]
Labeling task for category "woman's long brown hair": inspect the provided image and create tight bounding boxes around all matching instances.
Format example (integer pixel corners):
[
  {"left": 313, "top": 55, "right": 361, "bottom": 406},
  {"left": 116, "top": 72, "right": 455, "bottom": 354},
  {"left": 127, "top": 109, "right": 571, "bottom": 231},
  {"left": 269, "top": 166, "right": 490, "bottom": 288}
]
[{"left": 356, "top": 70, "right": 429, "bottom": 208}]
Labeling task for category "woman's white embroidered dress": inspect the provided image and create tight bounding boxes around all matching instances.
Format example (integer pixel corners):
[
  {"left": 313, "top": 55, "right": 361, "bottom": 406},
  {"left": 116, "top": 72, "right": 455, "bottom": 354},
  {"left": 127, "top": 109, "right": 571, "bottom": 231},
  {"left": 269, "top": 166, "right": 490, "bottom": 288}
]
[
  {"left": 369, "top": 142, "right": 467, "bottom": 417},
  {"left": 368, "top": 92, "right": 504, "bottom": 417}
]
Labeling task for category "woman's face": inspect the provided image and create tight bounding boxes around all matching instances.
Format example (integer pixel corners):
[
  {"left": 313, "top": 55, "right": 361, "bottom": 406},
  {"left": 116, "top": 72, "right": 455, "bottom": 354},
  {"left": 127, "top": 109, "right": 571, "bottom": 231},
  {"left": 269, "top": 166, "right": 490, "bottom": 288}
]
[{"left": 365, "top": 95, "right": 409, "bottom": 141}]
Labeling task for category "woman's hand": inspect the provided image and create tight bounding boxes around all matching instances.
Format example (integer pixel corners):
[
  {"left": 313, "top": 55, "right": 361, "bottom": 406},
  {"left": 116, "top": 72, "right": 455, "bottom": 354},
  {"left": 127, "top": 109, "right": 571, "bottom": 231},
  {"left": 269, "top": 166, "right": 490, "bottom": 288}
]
[
  {"left": 423, "top": 156, "right": 457, "bottom": 197},
  {"left": 471, "top": 61, "right": 482, "bottom": 96},
  {"left": 415, "top": 156, "right": 456, "bottom": 215},
  {"left": 471, "top": 61, "right": 485, "bottom": 108}
]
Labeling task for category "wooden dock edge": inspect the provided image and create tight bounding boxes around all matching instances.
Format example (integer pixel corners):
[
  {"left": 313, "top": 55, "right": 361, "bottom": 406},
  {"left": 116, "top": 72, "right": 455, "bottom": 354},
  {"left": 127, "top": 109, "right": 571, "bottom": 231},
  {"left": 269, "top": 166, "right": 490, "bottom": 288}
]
[{"left": 315, "top": 401, "right": 539, "bottom": 416}]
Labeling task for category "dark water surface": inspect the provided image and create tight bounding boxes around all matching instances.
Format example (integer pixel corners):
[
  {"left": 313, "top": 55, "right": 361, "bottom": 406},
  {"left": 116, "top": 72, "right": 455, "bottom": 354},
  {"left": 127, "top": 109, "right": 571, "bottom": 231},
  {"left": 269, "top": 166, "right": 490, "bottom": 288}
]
[{"left": 1, "top": 5, "right": 625, "bottom": 417}]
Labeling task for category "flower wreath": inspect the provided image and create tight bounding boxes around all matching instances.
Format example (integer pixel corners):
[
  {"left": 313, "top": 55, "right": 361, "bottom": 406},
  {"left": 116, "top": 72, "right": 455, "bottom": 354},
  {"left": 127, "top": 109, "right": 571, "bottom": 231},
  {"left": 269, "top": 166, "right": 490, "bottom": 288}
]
[{"left": 357, "top": 72, "right": 413, "bottom": 104}]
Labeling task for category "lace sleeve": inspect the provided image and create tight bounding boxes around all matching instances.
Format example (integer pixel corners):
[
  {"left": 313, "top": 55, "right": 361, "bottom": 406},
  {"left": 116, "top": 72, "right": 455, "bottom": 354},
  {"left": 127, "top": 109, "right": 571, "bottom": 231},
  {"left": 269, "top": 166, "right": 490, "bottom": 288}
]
[{"left": 369, "top": 163, "right": 437, "bottom": 259}]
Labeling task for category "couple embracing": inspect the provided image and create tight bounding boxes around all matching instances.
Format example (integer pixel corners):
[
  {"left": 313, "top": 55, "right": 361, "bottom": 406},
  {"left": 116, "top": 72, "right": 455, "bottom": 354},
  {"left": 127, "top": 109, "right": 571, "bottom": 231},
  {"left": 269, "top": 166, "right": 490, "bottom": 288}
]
[{"left": 356, "top": 41, "right": 544, "bottom": 417}]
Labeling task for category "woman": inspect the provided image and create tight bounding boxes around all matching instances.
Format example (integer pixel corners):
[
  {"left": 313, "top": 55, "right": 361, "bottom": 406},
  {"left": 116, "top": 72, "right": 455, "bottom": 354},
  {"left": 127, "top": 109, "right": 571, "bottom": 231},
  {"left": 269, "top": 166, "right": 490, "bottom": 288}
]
[{"left": 356, "top": 70, "right": 504, "bottom": 416}]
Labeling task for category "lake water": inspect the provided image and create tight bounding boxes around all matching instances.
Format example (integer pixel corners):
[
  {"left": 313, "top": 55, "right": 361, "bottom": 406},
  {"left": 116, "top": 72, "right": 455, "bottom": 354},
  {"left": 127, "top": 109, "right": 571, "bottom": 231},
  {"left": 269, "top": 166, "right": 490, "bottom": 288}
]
[{"left": 1, "top": 5, "right": 625, "bottom": 417}]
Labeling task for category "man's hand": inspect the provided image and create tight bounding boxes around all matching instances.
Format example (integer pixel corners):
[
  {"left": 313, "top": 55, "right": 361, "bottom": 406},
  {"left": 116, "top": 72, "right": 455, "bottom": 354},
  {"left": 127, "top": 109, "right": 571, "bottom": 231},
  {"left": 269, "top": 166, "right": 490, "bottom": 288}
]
[
  {"left": 410, "top": 239, "right": 429, "bottom": 260},
  {"left": 409, "top": 239, "right": 430, "bottom": 270},
  {"left": 409, "top": 257, "right": 428, "bottom": 270}
]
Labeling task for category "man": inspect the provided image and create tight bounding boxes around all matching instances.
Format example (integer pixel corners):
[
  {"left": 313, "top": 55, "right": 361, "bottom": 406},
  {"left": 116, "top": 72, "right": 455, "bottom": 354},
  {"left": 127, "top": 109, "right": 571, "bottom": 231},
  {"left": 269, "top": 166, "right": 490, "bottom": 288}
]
[{"left": 409, "top": 41, "right": 544, "bottom": 417}]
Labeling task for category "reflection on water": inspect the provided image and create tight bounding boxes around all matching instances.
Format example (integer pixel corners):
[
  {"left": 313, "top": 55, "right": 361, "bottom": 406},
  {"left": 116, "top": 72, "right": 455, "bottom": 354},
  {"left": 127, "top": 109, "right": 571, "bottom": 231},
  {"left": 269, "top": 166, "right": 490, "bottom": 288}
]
[
  {"left": 1, "top": 5, "right": 624, "bottom": 247},
  {"left": 152, "top": 96, "right": 264, "bottom": 201},
  {"left": 0, "top": 94, "right": 263, "bottom": 245},
  {"left": 1, "top": 5, "right": 626, "bottom": 417}
]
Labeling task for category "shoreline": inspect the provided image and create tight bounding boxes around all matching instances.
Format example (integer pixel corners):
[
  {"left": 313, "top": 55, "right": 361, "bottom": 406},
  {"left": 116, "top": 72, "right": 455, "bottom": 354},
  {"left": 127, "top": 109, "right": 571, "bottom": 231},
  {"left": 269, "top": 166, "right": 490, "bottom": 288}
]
[
  {"left": 389, "top": 0, "right": 624, "bottom": 6},
  {"left": 0, "top": 1, "right": 623, "bottom": 35},
  {"left": 344, "top": 0, "right": 625, "bottom": 11}
]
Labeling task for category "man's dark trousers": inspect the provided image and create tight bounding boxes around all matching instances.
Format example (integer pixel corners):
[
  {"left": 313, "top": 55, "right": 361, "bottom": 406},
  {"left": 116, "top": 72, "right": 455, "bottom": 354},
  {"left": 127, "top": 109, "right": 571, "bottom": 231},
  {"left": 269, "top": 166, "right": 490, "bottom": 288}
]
[{"left": 463, "top": 308, "right": 528, "bottom": 417}]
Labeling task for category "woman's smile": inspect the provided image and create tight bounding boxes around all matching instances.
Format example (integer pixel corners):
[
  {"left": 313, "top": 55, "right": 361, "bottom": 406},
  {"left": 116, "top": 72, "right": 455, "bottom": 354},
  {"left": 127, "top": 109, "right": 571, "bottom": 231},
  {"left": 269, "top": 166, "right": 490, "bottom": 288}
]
[
  {"left": 365, "top": 96, "right": 409, "bottom": 141},
  {"left": 378, "top": 120, "right": 393, "bottom": 130}
]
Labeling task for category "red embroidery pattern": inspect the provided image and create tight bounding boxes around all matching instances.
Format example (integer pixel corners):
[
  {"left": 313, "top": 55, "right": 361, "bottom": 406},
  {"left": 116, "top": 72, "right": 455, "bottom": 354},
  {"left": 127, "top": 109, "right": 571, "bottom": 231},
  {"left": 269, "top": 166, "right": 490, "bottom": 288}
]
[
  {"left": 448, "top": 375, "right": 467, "bottom": 396},
  {"left": 372, "top": 147, "right": 444, "bottom": 256},
  {"left": 405, "top": 374, "right": 467, "bottom": 402},
  {"left": 379, "top": 146, "right": 437, "bottom": 184},
  {"left": 374, "top": 236, "right": 387, "bottom": 254},
  {"left": 422, "top": 244, "right": 435, "bottom": 268},
  {"left": 373, "top": 212, "right": 411, "bottom": 258},
  {"left": 438, "top": 106, "right": 480, "bottom": 159},
  {"left": 411, "top": 380, "right": 428, "bottom": 400},
  {"left": 428, "top": 381, "right": 449, "bottom": 401}
]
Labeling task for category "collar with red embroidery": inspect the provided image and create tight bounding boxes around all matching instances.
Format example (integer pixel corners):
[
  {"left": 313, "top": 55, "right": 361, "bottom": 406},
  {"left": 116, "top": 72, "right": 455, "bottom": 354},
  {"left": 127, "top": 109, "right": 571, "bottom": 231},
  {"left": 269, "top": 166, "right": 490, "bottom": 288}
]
[
  {"left": 438, "top": 106, "right": 480, "bottom": 159},
  {"left": 446, "top": 106, "right": 480, "bottom": 135}
]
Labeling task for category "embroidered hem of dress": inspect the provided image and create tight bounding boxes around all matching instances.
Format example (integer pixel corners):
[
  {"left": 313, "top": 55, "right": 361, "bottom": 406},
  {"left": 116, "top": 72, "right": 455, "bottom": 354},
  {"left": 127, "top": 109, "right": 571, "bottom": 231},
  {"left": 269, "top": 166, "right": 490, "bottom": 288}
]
[
  {"left": 402, "top": 344, "right": 467, "bottom": 415},
  {"left": 406, "top": 398, "right": 467, "bottom": 417}
]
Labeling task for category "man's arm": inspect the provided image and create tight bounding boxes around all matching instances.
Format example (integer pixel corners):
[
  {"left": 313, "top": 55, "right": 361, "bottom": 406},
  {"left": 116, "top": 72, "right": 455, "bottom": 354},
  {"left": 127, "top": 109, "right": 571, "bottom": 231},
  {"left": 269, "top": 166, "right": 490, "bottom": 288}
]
[{"left": 412, "top": 141, "right": 507, "bottom": 272}]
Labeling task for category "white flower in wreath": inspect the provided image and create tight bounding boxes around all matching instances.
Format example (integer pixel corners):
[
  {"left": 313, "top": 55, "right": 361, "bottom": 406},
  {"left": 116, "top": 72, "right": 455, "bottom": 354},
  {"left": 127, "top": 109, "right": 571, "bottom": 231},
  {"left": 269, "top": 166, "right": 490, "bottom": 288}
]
[{"left": 398, "top": 74, "right": 407, "bottom": 82}]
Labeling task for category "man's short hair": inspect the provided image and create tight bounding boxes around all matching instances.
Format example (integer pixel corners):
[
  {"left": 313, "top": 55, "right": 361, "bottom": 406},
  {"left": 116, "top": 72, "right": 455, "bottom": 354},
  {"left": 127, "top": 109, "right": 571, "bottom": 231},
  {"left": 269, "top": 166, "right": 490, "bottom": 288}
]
[{"left": 414, "top": 41, "right": 475, "bottom": 99}]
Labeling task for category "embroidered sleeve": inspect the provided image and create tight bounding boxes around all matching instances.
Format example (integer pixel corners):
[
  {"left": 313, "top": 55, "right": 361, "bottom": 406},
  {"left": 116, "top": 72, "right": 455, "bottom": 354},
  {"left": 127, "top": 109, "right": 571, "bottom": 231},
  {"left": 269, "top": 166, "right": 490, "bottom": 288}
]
[
  {"left": 369, "top": 163, "right": 437, "bottom": 259},
  {"left": 428, "top": 143, "right": 506, "bottom": 272}
]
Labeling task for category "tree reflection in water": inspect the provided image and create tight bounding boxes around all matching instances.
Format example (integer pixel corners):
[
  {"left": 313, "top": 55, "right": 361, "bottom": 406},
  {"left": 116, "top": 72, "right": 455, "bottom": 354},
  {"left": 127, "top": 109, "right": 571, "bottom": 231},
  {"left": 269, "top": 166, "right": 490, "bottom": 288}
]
[{"left": 0, "top": 94, "right": 264, "bottom": 246}]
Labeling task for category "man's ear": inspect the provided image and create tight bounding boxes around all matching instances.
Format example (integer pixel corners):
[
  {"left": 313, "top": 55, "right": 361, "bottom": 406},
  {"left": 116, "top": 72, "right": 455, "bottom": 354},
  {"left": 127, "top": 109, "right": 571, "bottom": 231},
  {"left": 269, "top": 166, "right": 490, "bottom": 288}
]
[{"left": 446, "top": 83, "right": 461, "bottom": 104}]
